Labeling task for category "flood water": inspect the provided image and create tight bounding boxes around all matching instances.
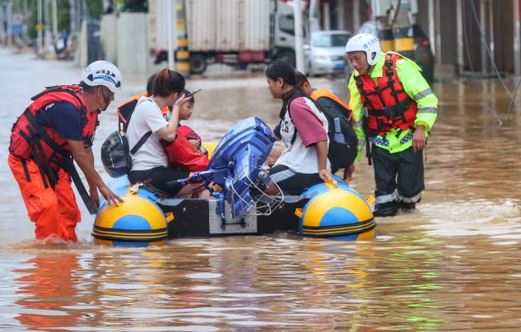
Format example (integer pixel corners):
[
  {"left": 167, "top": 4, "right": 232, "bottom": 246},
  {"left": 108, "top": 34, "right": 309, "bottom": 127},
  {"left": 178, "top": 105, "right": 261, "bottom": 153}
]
[{"left": 1, "top": 47, "right": 521, "bottom": 331}]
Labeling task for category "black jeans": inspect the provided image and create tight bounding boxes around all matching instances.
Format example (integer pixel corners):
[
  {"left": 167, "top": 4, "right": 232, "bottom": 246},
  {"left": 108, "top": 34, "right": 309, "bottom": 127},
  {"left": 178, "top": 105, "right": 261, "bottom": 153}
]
[
  {"left": 372, "top": 145, "right": 424, "bottom": 209},
  {"left": 268, "top": 164, "right": 322, "bottom": 195},
  {"left": 129, "top": 166, "right": 189, "bottom": 196}
]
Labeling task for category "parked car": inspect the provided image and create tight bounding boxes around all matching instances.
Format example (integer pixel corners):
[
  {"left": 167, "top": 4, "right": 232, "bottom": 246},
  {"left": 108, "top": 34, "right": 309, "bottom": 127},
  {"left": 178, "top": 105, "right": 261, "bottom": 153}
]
[
  {"left": 357, "top": 21, "right": 434, "bottom": 83},
  {"left": 304, "top": 30, "right": 352, "bottom": 76}
]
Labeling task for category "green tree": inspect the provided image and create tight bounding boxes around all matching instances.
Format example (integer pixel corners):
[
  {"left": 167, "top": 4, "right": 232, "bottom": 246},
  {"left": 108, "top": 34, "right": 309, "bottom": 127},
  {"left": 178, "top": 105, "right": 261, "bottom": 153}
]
[
  {"left": 24, "top": 0, "right": 103, "bottom": 39},
  {"left": 119, "top": 0, "right": 147, "bottom": 13}
]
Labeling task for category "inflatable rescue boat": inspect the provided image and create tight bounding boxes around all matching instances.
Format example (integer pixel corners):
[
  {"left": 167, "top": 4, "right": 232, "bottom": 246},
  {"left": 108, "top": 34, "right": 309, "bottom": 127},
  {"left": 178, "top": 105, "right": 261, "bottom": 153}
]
[{"left": 94, "top": 117, "right": 376, "bottom": 246}]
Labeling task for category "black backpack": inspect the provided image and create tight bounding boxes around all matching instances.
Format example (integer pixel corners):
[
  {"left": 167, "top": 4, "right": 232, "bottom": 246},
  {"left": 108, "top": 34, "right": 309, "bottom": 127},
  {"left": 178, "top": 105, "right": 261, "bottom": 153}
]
[
  {"left": 101, "top": 98, "right": 154, "bottom": 178},
  {"left": 314, "top": 95, "right": 358, "bottom": 173},
  {"left": 117, "top": 98, "right": 139, "bottom": 133},
  {"left": 288, "top": 92, "right": 358, "bottom": 173},
  {"left": 101, "top": 130, "right": 151, "bottom": 178}
]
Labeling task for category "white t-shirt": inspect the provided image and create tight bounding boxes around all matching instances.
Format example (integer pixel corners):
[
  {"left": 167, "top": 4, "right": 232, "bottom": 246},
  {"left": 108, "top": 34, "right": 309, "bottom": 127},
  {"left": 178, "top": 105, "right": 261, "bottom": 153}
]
[{"left": 126, "top": 96, "right": 169, "bottom": 171}]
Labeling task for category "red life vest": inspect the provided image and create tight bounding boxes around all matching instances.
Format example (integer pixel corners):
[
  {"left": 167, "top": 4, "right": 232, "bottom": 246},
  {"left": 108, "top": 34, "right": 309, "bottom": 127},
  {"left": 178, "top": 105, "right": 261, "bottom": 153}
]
[
  {"left": 354, "top": 52, "right": 417, "bottom": 137},
  {"left": 161, "top": 134, "right": 209, "bottom": 172},
  {"left": 9, "top": 85, "right": 98, "bottom": 169},
  {"left": 177, "top": 125, "right": 202, "bottom": 142}
]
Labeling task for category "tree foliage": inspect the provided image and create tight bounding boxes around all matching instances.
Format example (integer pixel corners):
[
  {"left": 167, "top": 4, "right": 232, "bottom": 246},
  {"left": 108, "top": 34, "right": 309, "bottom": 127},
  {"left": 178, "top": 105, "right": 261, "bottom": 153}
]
[{"left": 119, "top": 0, "right": 148, "bottom": 13}]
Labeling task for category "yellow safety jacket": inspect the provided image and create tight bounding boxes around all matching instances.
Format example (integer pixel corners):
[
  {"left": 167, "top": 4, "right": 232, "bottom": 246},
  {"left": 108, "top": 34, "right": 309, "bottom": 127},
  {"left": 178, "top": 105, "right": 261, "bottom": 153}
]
[{"left": 348, "top": 52, "right": 438, "bottom": 158}]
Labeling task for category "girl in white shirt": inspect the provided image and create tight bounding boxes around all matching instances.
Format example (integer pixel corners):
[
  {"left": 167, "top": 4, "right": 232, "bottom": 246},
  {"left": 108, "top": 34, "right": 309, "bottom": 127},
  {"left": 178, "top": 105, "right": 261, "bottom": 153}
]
[{"left": 264, "top": 60, "right": 331, "bottom": 195}]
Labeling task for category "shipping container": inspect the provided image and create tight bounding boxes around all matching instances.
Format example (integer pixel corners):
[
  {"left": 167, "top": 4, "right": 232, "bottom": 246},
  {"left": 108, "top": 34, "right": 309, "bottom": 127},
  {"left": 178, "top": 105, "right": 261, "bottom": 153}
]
[{"left": 155, "top": 0, "right": 297, "bottom": 74}]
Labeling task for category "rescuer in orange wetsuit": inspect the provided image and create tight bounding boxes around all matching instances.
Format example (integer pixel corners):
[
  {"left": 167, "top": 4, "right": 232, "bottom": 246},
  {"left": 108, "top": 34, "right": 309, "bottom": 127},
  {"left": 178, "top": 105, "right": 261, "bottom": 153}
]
[{"left": 8, "top": 60, "right": 124, "bottom": 241}]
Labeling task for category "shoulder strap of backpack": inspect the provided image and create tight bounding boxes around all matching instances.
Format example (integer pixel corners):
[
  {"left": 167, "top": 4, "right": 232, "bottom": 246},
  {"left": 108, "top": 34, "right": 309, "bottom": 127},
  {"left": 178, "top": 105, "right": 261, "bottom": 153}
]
[
  {"left": 128, "top": 98, "right": 157, "bottom": 155},
  {"left": 287, "top": 94, "right": 324, "bottom": 145},
  {"left": 129, "top": 130, "right": 152, "bottom": 155},
  {"left": 316, "top": 95, "right": 353, "bottom": 121},
  {"left": 287, "top": 98, "right": 298, "bottom": 145}
]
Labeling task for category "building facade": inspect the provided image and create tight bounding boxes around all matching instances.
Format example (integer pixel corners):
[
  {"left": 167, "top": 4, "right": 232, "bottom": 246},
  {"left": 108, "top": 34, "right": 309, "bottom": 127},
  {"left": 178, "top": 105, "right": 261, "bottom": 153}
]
[{"left": 323, "top": 0, "right": 521, "bottom": 77}]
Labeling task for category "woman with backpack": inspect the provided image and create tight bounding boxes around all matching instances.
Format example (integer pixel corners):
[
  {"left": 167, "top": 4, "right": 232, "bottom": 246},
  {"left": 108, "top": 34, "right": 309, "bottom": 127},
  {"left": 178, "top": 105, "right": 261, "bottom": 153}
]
[
  {"left": 126, "top": 68, "right": 209, "bottom": 198},
  {"left": 264, "top": 60, "right": 331, "bottom": 195},
  {"left": 294, "top": 71, "right": 358, "bottom": 181}
]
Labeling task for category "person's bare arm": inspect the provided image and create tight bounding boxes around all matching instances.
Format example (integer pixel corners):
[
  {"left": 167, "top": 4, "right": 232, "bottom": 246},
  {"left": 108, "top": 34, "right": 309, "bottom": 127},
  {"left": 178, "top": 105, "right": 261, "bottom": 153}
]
[
  {"left": 155, "top": 94, "right": 192, "bottom": 142},
  {"left": 68, "top": 140, "right": 123, "bottom": 206},
  {"left": 315, "top": 140, "right": 331, "bottom": 181}
]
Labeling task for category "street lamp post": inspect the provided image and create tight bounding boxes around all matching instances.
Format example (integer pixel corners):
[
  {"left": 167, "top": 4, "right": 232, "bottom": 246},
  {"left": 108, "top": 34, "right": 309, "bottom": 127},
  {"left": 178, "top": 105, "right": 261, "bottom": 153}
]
[
  {"left": 37, "top": 0, "right": 43, "bottom": 55},
  {"left": 167, "top": 0, "right": 175, "bottom": 70},
  {"left": 294, "top": 0, "right": 305, "bottom": 72}
]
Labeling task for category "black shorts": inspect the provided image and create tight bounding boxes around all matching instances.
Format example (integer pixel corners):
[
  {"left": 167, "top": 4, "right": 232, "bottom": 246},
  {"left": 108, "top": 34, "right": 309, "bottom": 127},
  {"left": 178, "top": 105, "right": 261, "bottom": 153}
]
[
  {"left": 129, "top": 166, "right": 189, "bottom": 196},
  {"left": 268, "top": 164, "right": 322, "bottom": 195}
]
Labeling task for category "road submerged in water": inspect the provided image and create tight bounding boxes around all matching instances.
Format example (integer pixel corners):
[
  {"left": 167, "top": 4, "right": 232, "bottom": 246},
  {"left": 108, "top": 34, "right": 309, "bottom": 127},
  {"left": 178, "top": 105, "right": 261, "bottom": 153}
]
[{"left": 1, "top": 47, "right": 521, "bottom": 331}]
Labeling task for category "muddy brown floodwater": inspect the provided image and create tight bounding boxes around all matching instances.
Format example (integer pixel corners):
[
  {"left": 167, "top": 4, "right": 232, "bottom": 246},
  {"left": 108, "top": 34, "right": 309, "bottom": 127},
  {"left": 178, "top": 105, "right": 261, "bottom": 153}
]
[{"left": 1, "top": 47, "right": 521, "bottom": 331}]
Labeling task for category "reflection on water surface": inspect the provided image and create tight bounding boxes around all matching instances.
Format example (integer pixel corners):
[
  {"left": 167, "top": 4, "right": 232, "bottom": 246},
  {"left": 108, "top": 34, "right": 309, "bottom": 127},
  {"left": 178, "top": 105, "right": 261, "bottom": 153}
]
[{"left": 1, "top": 48, "right": 521, "bottom": 330}]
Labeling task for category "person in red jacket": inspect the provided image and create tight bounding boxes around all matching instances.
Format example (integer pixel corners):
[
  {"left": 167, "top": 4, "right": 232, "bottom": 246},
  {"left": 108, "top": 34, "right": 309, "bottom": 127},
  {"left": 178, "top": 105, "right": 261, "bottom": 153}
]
[{"left": 8, "top": 60, "right": 124, "bottom": 242}]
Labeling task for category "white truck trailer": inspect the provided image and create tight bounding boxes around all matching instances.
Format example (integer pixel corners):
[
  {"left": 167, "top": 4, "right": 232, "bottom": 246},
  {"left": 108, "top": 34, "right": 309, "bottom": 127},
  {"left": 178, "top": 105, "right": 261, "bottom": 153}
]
[{"left": 180, "top": 0, "right": 299, "bottom": 74}]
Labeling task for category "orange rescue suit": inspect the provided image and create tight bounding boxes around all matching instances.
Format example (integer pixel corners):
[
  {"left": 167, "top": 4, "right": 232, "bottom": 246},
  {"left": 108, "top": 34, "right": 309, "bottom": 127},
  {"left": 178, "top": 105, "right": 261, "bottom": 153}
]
[{"left": 8, "top": 85, "right": 97, "bottom": 241}]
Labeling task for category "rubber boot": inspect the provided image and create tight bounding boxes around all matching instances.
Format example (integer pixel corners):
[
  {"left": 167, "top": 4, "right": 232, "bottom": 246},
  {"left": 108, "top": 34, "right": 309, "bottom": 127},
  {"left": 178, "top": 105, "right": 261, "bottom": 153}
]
[
  {"left": 399, "top": 198, "right": 421, "bottom": 212},
  {"left": 373, "top": 201, "right": 398, "bottom": 217}
]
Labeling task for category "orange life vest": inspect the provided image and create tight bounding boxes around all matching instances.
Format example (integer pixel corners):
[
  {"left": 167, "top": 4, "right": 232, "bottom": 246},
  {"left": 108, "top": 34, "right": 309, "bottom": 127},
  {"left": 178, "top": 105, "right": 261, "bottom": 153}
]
[
  {"left": 116, "top": 92, "right": 171, "bottom": 133},
  {"left": 116, "top": 92, "right": 147, "bottom": 132},
  {"left": 310, "top": 88, "right": 353, "bottom": 121},
  {"left": 354, "top": 53, "right": 417, "bottom": 137},
  {"left": 9, "top": 85, "right": 98, "bottom": 181}
]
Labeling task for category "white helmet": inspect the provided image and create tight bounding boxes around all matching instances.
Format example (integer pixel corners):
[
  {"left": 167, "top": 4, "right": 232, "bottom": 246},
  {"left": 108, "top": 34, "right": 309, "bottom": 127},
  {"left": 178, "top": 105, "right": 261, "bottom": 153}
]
[
  {"left": 345, "top": 33, "right": 381, "bottom": 66},
  {"left": 81, "top": 60, "right": 122, "bottom": 93}
]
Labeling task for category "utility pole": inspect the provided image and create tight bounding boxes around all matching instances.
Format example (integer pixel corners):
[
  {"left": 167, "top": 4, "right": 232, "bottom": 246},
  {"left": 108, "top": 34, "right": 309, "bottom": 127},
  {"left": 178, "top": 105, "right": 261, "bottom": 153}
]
[
  {"left": 44, "top": 0, "right": 50, "bottom": 54},
  {"left": 175, "top": 0, "right": 190, "bottom": 76},
  {"left": 309, "top": 0, "right": 319, "bottom": 34},
  {"left": 456, "top": 0, "right": 464, "bottom": 75},
  {"left": 51, "top": 0, "right": 57, "bottom": 37},
  {"left": 167, "top": 0, "right": 175, "bottom": 70},
  {"left": 69, "top": 0, "right": 76, "bottom": 33},
  {"left": 37, "top": 0, "right": 43, "bottom": 55},
  {"left": 515, "top": 0, "right": 521, "bottom": 76},
  {"left": 6, "top": 0, "right": 12, "bottom": 47},
  {"left": 23, "top": 0, "right": 28, "bottom": 41},
  {"left": 294, "top": 0, "right": 305, "bottom": 72},
  {"left": 480, "top": 0, "right": 488, "bottom": 73}
]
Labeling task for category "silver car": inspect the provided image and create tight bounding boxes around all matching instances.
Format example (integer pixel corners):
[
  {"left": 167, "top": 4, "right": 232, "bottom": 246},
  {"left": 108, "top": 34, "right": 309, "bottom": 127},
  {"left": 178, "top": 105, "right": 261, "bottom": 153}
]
[{"left": 305, "top": 30, "right": 352, "bottom": 76}]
